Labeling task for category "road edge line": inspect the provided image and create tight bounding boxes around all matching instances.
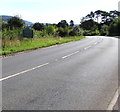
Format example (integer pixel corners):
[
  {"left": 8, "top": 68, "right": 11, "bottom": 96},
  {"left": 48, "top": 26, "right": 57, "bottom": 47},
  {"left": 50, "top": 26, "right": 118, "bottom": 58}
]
[{"left": 107, "top": 87, "right": 120, "bottom": 110}]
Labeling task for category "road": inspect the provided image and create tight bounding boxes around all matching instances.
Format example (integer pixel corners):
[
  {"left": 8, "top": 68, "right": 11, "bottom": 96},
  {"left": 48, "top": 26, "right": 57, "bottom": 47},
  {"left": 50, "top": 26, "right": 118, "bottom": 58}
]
[{"left": 1, "top": 36, "right": 119, "bottom": 110}]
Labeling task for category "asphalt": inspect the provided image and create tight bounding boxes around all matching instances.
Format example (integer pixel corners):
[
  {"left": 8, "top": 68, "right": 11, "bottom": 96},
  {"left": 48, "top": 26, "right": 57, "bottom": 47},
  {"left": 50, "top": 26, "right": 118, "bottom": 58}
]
[{"left": 2, "top": 36, "right": 119, "bottom": 110}]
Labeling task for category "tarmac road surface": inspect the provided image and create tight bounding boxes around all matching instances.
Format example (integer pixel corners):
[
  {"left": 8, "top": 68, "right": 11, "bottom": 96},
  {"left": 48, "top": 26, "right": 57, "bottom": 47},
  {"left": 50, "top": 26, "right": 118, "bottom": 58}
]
[{"left": 2, "top": 36, "right": 119, "bottom": 110}]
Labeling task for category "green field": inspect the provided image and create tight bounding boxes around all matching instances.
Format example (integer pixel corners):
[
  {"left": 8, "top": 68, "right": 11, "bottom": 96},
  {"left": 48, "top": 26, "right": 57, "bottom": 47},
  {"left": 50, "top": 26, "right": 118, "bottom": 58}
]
[{"left": 1, "top": 36, "right": 85, "bottom": 56}]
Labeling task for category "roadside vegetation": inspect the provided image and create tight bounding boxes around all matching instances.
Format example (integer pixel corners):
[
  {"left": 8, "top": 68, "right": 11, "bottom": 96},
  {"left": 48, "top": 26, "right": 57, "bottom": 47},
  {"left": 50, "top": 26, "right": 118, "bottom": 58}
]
[
  {"left": 1, "top": 36, "right": 85, "bottom": 55},
  {"left": 1, "top": 10, "right": 120, "bottom": 55},
  {"left": 80, "top": 10, "right": 120, "bottom": 36}
]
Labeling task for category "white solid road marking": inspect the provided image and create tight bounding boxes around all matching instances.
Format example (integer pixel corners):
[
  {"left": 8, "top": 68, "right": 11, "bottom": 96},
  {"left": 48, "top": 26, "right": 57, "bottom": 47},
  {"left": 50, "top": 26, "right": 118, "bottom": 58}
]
[
  {"left": 62, "top": 51, "right": 79, "bottom": 59},
  {"left": 107, "top": 87, "right": 120, "bottom": 110},
  {"left": 0, "top": 63, "right": 49, "bottom": 82}
]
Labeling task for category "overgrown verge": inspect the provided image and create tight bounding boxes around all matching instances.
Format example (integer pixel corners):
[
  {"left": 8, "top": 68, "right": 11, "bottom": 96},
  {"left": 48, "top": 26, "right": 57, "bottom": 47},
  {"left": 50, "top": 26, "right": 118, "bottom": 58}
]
[{"left": 1, "top": 36, "right": 85, "bottom": 56}]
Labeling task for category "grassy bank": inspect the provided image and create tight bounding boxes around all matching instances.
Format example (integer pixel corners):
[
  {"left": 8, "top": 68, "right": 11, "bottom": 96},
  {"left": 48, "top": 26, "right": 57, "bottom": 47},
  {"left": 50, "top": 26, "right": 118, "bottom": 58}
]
[{"left": 1, "top": 36, "right": 85, "bottom": 56}]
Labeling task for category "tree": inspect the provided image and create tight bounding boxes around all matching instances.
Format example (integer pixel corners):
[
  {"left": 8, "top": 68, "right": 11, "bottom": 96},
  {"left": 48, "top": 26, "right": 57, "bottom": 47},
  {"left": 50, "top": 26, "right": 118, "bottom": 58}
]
[
  {"left": 110, "top": 10, "right": 120, "bottom": 19},
  {"left": 32, "top": 22, "right": 44, "bottom": 31},
  {"left": 80, "top": 10, "right": 120, "bottom": 36},
  {"left": 70, "top": 20, "right": 74, "bottom": 27},
  {"left": 82, "top": 10, "right": 120, "bottom": 25},
  {"left": 100, "top": 24, "right": 108, "bottom": 36},
  {"left": 8, "top": 16, "right": 24, "bottom": 29},
  {"left": 57, "top": 20, "right": 68, "bottom": 28},
  {"left": 80, "top": 19, "right": 98, "bottom": 31},
  {"left": 85, "top": 11, "right": 95, "bottom": 21},
  {"left": 108, "top": 16, "right": 120, "bottom": 36}
]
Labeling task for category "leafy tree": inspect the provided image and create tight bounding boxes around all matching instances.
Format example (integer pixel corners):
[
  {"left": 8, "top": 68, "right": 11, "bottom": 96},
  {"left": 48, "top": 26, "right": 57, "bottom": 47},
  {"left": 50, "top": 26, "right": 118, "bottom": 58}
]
[
  {"left": 80, "top": 10, "right": 120, "bottom": 36},
  {"left": 100, "top": 24, "right": 108, "bottom": 36},
  {"left": 70, "top": 20, "right": 74, "bottom": 27},
  {"left": 94, "top": 10, "right": 120, "bottom": 25},
  {"left": 57, "top": 20, "right": 68, "bottom": 28},
  {"left": 80, "top": 19, "right": 98, "bottom": 31},
  {"left": 82, "top": 10, "right": 120, "bottom": 25},
  {"left": 94, "top": 10, "right": 105, "bottom": 22},
  {"left": 110, "top": 10, "right": 120, "bottom": 19},
  {"left": 85, "top": 11, "right": 95, "bottom": 22},
  {"left": 108, "top": 16, "right": 120, "bottom": 36},
  {"left": 8, "top": 16, "right": 24, "bottom": 29},
  {"left": 32, "top": 22, "right": 44, "bottom": 31}
]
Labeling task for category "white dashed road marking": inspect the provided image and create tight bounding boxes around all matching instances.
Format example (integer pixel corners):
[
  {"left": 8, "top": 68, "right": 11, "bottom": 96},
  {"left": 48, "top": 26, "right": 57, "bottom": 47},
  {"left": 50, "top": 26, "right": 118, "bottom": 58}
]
[
  {"left": 62, "top": 51, "right": 79, "bottom": 59},
  {"left": 84, "top": 46, "right": 91, "bottom": 50},
  {"left": 1, "top": 42, "right": 99, "bottom": 81},
  {"left": 0, "top": 63, "right": 49, "bottom": 82},
  {"left": 94, "top": 42, "right": 98, "bottom": 45}
]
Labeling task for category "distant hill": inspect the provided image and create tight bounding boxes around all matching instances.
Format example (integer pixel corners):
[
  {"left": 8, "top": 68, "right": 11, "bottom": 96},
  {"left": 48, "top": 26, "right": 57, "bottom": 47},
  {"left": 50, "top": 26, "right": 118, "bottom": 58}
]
[{"left": 1, "top": 15, "right": 33, "bottom": 26}]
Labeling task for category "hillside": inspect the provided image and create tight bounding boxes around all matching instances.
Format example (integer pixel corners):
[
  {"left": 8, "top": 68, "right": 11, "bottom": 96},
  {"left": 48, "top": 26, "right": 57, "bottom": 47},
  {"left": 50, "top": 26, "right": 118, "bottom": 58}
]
[{"left": 1, "top": 15, "right": 33, "bottom": 26}]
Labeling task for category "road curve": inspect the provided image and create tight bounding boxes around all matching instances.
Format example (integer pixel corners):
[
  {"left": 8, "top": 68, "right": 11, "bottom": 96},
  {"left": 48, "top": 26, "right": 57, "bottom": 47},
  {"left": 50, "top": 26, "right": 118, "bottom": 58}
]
[{"left": 2, "top": 36, "right": 118, "bottom": 110}]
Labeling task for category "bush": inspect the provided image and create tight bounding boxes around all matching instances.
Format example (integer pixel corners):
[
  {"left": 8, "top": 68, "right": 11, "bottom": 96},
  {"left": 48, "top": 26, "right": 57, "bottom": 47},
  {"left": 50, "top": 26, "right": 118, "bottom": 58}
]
[
  {"left": 2, "top": 28, "right": 23, "bottom": 48},
  {"left": 44, "top": 25, "right": 58, "bottom": 36},
  {"left": 100, "top": 24, "right": 108, "bottom": 36},
  {"left": 58, "top": 27, "right": 69, "bottom": 37},
  {"left": 108, "top": 17, "right": 120, "bottom": 36},
  {"left": 69, "top": 30, "right": 77, "bottom": 36},
  {"left": 83, "top": 30, "right": 100, "bottom": 36},
  {"left": 2, "top": 28, "right": 23, "bottom": 40}
]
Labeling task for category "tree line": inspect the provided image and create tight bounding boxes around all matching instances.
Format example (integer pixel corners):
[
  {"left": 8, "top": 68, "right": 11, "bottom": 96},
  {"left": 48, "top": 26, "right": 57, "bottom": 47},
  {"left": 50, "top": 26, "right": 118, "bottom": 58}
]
[
  {"left": 80, "top": 10, "right": 120, "bottom": 36},
  {"left": 1, "top": 9, "right": 120, "bottom": 41}
]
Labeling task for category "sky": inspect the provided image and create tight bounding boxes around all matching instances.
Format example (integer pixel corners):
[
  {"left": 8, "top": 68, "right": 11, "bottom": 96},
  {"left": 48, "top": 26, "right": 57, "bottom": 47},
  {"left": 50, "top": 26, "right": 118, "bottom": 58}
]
[{"left": 0, "top": 0, "right": 119, "bottom": 24}]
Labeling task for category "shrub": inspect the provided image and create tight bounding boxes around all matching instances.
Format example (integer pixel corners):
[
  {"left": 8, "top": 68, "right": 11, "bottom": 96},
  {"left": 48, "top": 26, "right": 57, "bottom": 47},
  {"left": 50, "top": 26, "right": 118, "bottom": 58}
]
[
  {"left": 100, "top": 24, "right": 108, "bottom": 36},
  {"left": 83, "top": 30, "right": 100, "bottom": 36},
  {"left": 58, "top": 27, "right": 69, "bottom": 37},
  {"left": 108, "top": 17, "right": 120, "bottom": 36}
]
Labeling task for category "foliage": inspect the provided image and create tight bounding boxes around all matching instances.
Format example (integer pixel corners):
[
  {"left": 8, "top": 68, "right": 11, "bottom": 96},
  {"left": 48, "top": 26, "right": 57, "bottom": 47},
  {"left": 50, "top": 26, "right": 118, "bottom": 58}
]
[
  {"left": 2, "top": 22, "right": 8, "bottom": 30},
  {"left": 32, "top": 22, "right": 44, "bottom": 31},
  {"left": 100, "top": 24, "right": 108, "bottom": 36},
  {"left": 108, "top": 16, "right": 120, "bottom": 36},
  {"left": 57, "top": 20, "right": 68, "bottom": 28},
  {"left": 2, "top": 36, "right": 85, "bottom": 55},
  {"left": 83, "top": 30, "right": 100, "bottom": 36},
  {"left": 2, "top": 28, "right": 23, "bottom": 48},
  {"left": 70, "top": 20, "right": 74, "bottom": 27},
  {"left": 1, "top": 9, "right": 120, "bottom": 56},
  {"left": 44, "top": 24, "right": 58, "bottom": 36},
  {"left": 80, "top": 19, "right": 98, "bottom": 30},
  {"left": 33, "top": 24, "right": 58, "bottom": 37},
  {"left": 69, "top": 26, "right": 83, "bottom": 36},
  {"left": 69, "top": 30, "right": 77, "bottom": 36},
  {"left": 80, "top": 10, "right": 120, "bottom": 36},
  {"left": 58, "top": 27, "right": 69, "bottom": 37},
  {"left": 81, "top": 10, "right": 120, "bottom": 25},
  {"left": 7, "top": 16, "right": 24, "bottom": 29}
]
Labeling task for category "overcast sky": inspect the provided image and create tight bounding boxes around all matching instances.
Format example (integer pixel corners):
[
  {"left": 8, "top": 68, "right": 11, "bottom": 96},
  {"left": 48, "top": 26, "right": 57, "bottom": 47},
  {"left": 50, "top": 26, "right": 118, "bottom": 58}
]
[{"left": 0, "top": 0, "right": 119, "bottom": 24}]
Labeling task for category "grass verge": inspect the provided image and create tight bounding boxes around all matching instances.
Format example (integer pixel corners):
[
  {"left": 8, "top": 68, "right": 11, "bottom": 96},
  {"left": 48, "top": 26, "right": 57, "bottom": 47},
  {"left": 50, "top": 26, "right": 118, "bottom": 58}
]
[{"left": 1, "top": 36, "right": 85, "bottom": 56}]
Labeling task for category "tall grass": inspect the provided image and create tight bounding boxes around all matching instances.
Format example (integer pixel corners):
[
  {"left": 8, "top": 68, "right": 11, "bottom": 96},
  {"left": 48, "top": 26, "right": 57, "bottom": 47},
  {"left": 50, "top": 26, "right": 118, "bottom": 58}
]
[{"left": 1, "top": 36, "right": 85, "bottom": 55}]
